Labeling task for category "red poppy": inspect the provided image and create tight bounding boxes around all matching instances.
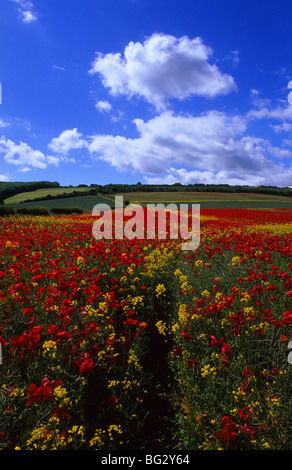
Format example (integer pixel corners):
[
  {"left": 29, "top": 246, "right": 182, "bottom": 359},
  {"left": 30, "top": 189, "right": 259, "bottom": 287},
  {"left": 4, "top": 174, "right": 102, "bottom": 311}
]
[
  {"left": 22, "top": 307, "right": 34, "bottom": 316},
  {"left": 240, "top": 424, "right": 258, "bottom": 438},
  {"left": 214, "top": 416, "right": 237, "bottom": 450},
  {"left": 52, "top": 405, "right": 70, "bottom": 420},
  {"left": 210, "top": 335, "right": 224, "bottom": 347},
  {"left": 181, "top": 330, "right": 191, "bottom": 342},
  {"left": 27, "top": 377, "right": 62, "bottom": 405},
  {"left": 237, "top": 407, "right": 252, "bottom": 422},
  {"left": 187, "top": 359, "right": 199, "bottom": 369},
  {"left": 282, "top": 310, "right": 292, "bottom": 325},
  {"left": 75, "top": 354, "right": 96, "bottom": 374}
]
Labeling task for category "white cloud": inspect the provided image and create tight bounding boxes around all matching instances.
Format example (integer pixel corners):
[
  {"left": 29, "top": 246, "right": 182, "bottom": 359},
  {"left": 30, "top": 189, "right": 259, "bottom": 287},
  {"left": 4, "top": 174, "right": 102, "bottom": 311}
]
[
  {"left": 84, "top": 110, "right": 292, "bottom": 186},
  {"left": 11, "top": 0, "right": 38, "bottom": 23},
  {"left": 89, "top": 33, "right": 237, "bottom": 109},
  {"left": 11, "top": 0, "right": 33, "bottom": 7},
  {"left": 247, "top": 91, "right": 292, "bottom": 137},
  {"left": 20, "top": 9, "right": 37, "bottom": 23},
  {"left": 48, "top": 128, "right": 88, "bottom": 154},
  {"left": 52, "top": 65, "right": 66, "bottom": 72},
  {"left": 224, "top": 50, "right": 240, "bottom": 67},
  {"left": 95, "top": 100, "right": 112, "bottom": 113},
  {"left": 0, "top": 174, "right": 9, "bottom": 182},
  {"left": 0, "top": 137, "right": 67, "bottom": 172},
  {"left": 87, "top": 111, "right": 251, "bottom": 174},
  {"left": 0, "top": 120, "right": 10, "bottom": 128},
  {"left": 270, "top": 122, "right": 292, "bottom": 133},
  {"left": 0, "top": 137, "right": 48, "bottom": 170},
  {"left": 144, "top": 165, "right": 292, "bottom": 187},
  {"left": 249, "top": 89, "right": 271, "bottom": 109}
]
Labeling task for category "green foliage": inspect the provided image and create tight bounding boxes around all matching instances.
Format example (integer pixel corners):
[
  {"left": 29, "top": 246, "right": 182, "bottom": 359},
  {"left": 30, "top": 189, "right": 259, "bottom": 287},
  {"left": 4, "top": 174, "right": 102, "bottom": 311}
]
[
  {"left": 0, "top": 206, "right": 15, "bottom": 217},
  {"left": 50, "top": 207, "right": 83, "bottom": 214},
  {"left": 16, "top": 206, "right": 50, "bottom": 216},
  {"left": 89, "top": 182, "right": 292, "bottom": 196}
]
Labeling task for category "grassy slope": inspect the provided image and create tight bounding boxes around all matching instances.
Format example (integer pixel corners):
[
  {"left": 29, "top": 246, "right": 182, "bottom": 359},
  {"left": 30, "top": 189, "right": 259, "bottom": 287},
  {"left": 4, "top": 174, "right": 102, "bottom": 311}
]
[
  {"left": 6, "top": 194, "right": 116, "bottom": 211},
  {"left": 4, "top": 187, "right": 93, "bottom": 204},
  {"left": 5, "top": 190, "right": 292, "bottom": 210},
  {"left": 118, "top": 191, "right": 292, "bottom": 208}
]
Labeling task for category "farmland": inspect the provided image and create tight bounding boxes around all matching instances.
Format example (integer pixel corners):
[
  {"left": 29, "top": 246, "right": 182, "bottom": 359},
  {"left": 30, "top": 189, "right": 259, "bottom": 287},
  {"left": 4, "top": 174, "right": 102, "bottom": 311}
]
[
  {"left": 4, "top": 189, "right": 292, "bottom": 211},
  {"left": 0, "top": 205, "right": 291, "bottom": 451},
  {"left": 4, "top": 187, "right": 93, "bottom": 204}
]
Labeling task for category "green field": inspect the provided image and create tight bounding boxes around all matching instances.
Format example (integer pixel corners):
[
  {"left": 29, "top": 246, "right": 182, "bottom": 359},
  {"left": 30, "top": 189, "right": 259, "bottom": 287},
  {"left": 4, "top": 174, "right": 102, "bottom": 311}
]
[
  {"left": 6, "top": 195, "right": 115, "bottom": 211},
  {"left": 5, "top": 190, "right": 292, "bottom": 210},
  {"left": 117, "top": 191, "right": 292, "bottom": 208},
  {"left": 4, "top": 186, "right": 93, "bottom": 204}
]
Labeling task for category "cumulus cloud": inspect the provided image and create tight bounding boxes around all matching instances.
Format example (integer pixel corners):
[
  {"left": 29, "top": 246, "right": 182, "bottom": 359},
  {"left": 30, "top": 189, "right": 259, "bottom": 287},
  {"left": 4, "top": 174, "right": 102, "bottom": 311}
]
[
  {"left": 247, "top": 88, "right": 292, "bottom": 128},
  {"left": 144, "top": 164, "right": 292, "bottom": 187},
  {"left": 95, "top": 100, "right": 112, "bottom": 113},
  {"left": 85, "top": 110, "right": 292, "bottom": 186},
  {"left": 0, "top": 137, "right": 48, "bottom": 171},
  {"left": 48, "top": 128, "right": 88, "bottom": 154},
  {"left": 87, "top": 111, "right": 250, "bottom": 173},
  {"left": 89, "top": 33, "right": 237, "bottom": 109},
  {"left": 49, "top": 109, "right": 292, "bottom": 186},
  {"left": 0, "top": 137, "right": 67, "bottom": 172},
  {"left": 248, "top": 102, "right": 292, "bottom": 122}
]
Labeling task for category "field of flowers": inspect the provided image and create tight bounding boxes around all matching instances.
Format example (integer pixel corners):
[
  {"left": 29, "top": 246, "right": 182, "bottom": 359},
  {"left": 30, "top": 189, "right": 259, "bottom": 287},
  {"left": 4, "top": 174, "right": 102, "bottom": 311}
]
[{"left": 0, "top": 207, "right": 291, "bottom": 450}]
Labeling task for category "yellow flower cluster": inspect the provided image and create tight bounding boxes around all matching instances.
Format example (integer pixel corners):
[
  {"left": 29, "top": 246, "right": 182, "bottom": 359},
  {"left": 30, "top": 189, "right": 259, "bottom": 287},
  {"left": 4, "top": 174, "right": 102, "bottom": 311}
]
[
  {"left": 178, "top": 304, "right": 189, "bottom": 324},
  {"left": 155, "top": 283, "right": 166, "bottom": 297},
  {"left": 201, "top": 364, "right": 217, "bottom": 378},
  {"left": 26, "top": 420, "right": 85, "bottom": 450},
  {"left": 42, "top": 340, "right": 57, "bottom": 357},
  {"left": 53, "top": 385, "right": 72, "bottom": 408},
  {"left": 8, "top": 387, "right": 25, "bottom": 398},
  {"left": 89, "top": 424, "right": 123, "bottom": 449},
  {"left": 156, "top": 320, "right": 168, "bottom": 336},
  {"left": 128, "top": 349, "right": 142, "bottom": 370}
]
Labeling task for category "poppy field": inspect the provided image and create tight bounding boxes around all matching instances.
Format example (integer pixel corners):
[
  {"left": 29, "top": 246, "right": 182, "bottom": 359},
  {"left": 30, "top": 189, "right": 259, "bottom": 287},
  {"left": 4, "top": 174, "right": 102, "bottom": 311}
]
[{"left": 0, "top": 207, "right": 291, "bottom": 450}]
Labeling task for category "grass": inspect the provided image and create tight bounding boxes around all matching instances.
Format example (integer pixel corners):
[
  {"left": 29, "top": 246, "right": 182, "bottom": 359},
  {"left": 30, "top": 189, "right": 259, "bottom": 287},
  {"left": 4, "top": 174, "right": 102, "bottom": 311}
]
[
  {"left": 6, "top": 195, "right": 115, "bottom": 211},
  {"left": 4, "top": 187, "right": 94, "bottom": 204},
  {"left": 101, "top": 191, "right": 292, "bottom": 209},
  {"left": 4, "top": 190, "right": 292, "bottom": 210}
]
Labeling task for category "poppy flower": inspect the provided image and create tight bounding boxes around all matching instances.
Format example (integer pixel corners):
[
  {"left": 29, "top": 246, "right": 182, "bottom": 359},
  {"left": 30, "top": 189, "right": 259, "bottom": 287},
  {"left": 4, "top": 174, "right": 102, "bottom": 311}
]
[
  {"left": 214, "top": 416, "right": 237, "bottom": 450},
  {"left": 75, "top": 354, "right": 96, "bottom": 374},
  {"left": 27, "top": 377, "right": 62, "bottom": 405},
  {"left": 22, "top": 308, "right": 34, "bottom": 316},
  {"left": 282, "top": 310, "right": 292, "bottom": 325},
  {"left": 237, "top": 407, "right": 252, "bottom": 422},
  {"left": 187, "top": 359, "right": 199, "bottom": 369},
  {"left": 181, "top": 330, "right": 191, "bottom": 342},
  {"left": 210, "top": 335, "right": 224, "bottom": 347}
]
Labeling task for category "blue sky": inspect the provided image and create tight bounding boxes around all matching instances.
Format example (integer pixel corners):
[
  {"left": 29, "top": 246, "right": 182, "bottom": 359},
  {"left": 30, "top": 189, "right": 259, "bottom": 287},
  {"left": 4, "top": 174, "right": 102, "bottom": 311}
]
[{"left": 1, "top": 0, "right": 292, "bottom": 187}]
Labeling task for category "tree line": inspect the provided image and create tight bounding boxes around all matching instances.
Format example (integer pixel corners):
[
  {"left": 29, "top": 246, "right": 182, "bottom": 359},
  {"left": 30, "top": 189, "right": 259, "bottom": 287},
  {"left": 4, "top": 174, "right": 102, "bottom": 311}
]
[{"left": 1, "top": 180, "right": 292, "bottom": 205}]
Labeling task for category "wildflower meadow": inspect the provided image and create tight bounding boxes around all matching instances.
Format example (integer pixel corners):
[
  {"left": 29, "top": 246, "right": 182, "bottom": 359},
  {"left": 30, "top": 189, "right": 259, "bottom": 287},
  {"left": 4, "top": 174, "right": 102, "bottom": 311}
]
[{"left": 0, "top": 207, "right": 291, "bottom": 451}]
